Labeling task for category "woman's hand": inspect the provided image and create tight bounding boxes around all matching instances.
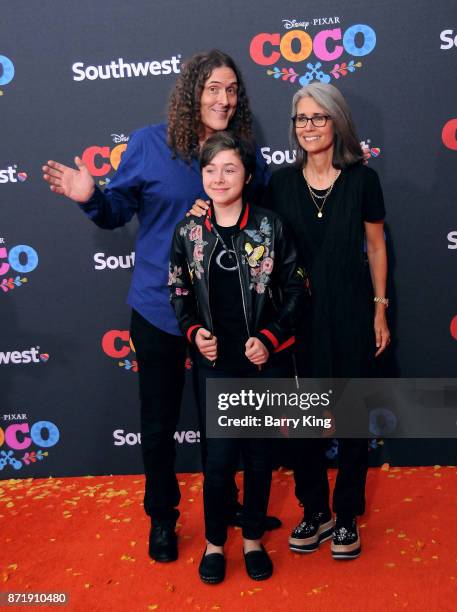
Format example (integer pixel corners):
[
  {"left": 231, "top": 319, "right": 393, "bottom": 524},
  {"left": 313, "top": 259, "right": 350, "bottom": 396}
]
[
  {"left": 245, "top": 337, "right": 269, "bottom": 365},
  {"left": 374, "top": 308, "right": 390, "bottom": 357},
  {"left": 186, "top": 199, "right": 209, "bottom": 217},
  {"left": 195, "top": 328, "right": 217, "bottom": 361},
  {"left": 362, "top": 143, "right": 371, "bottom": 164},
  {"left": 43, "top": 157, "right": 95, "bottom": 203}
]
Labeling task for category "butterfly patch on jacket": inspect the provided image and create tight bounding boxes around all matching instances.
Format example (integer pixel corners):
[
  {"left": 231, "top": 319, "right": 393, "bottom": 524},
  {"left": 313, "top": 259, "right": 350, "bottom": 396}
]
[{"left": 245, "top": 243, "right": 265, "bottom": 267}]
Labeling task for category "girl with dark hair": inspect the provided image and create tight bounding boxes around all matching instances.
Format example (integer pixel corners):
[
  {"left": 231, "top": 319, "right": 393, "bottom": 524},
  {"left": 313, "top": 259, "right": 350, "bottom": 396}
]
[
  {"left": 42, "top": 49, "right": 275, "bottom": 564},
  {"left": 169, "top": 131, "right": 305, "bottom": 583}
]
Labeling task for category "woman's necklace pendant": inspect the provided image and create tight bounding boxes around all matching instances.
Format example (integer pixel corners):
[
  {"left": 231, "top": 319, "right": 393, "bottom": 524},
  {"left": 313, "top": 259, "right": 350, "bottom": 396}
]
[{"left": 317, "top": 211, "right": 323, "bottom": 218}]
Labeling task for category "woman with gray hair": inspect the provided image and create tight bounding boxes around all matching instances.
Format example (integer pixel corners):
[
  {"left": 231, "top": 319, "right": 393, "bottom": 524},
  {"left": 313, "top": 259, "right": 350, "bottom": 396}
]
[{"left": 264, "top": 82, "right": 390, "bottom": 560}]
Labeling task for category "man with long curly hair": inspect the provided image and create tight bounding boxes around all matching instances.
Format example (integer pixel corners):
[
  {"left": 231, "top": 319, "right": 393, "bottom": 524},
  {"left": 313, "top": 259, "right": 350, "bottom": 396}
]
[{"left": 42, "top": 49, "right": 277, "bottom": 563}]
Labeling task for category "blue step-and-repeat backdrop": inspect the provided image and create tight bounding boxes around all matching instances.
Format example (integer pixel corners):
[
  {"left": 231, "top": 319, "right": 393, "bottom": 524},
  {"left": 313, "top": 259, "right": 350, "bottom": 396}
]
[{"left": 1, "top": 1, "right": 456, "bottom": 477}]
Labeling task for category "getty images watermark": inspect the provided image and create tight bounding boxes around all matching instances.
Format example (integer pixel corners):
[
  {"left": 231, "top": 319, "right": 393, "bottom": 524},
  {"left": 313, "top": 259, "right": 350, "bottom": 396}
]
[{"left": 205, "top": 378, "right": 457, "bottom": 438}]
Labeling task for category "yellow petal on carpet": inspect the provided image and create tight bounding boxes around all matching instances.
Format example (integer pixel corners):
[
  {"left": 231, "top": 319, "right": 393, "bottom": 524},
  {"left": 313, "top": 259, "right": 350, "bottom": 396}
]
[
  {"left": 307, "top": 585, "right": 329, "bottom": 595},
  {"left": 147, "top": 605, "right": 159, "bottom": 610},
  {"left": 403, "top": 498, "right": 413, "bottom": 502}
]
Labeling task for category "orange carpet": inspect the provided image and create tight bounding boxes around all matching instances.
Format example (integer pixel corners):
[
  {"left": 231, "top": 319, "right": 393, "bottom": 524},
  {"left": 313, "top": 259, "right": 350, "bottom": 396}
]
[{"left": 1, "top": 466, "right": 456, "bottom": 612}]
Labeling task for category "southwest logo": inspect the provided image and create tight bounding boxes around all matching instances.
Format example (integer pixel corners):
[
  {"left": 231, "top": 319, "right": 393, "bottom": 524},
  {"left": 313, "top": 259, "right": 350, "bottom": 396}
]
[
  {"left": 0, "top": 165, "right": 28, "bottom": 183},
  {"left": 0, "top": 347, "right": 49, "bottom": 365},
  {"left": 250, "top": 21, "right": 376, "bottom": 86}
]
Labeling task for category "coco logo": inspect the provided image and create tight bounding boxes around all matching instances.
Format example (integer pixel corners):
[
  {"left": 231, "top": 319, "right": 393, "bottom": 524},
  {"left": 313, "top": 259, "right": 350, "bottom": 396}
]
[
  {"left": 0, "top": 240, "right": 39, "bottom": 294},
  {"left": 0, "top": 419, "right": 60, "bottom": 471},
  {"left": 250, "top": 22, "right": 376, "bottom": 85},
  {"left": 101, "top": 329, "right": 137, "bottom": 372},
  {"left": 82, "top": 134, "right": 129, "bottom": 184},
  {"left": 0, "top": 54, "right": 15, "bottom": 95},
  {"left": 450, "top": 315, "right": 457, "bottom": 341},
  {"left": 442, "top": 118, "right": 457, "bottom": 151}
]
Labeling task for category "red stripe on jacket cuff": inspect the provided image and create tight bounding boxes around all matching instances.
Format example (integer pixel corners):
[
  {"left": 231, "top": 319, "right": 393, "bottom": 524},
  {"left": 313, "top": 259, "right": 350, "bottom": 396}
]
[
  {"left": 274, "top": 336, "right": 296, "bottom": 353},
  {"left": 258, "top": 329, "right": 279, "bottom": 349},
  {"left": 186, "top": 324, "right": 202, "bottom": 343}
]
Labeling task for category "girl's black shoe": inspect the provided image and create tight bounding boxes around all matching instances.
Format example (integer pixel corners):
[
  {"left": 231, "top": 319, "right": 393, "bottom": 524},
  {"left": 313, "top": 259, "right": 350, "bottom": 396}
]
[
  {"left": 198, "top": 548, "right": 226, "bottom": 584},
  {"left": 243, "top": 544, "right": 273, "bottom": 580}
]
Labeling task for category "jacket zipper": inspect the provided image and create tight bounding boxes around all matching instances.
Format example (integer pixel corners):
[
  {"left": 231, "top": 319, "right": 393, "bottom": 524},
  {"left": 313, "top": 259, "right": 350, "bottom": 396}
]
[
  {"left": 232, "top": 236, "right": 251, "bottom": 338},
  {"left": 207, "top": 237, "right": 218, "bottom": 367}
]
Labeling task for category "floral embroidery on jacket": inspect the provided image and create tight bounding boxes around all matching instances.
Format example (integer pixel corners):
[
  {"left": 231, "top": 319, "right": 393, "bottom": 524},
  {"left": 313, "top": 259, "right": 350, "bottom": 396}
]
[
  {"left": 179, "top": 220, "right": 208, "bottom": 279},
  {"left": 243, "top": 217, "right": 274, "bottom": 294},
  {"left": 168, "top": 264, "right": 190, "bottom": 295}
]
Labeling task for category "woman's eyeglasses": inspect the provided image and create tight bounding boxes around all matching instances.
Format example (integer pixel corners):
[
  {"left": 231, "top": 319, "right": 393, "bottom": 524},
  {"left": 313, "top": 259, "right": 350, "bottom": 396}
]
[{"left": 291, "top": 114, "right": 331, "bottom": 128}]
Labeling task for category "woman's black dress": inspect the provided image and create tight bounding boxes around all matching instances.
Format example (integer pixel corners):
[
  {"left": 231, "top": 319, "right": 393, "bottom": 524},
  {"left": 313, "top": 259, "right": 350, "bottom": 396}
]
[
  {"left": 265, "top": 163, "right": 385, "bottom": 378},
  {"left": 264, "top": 162, "right": 386, "bottom": 517}
]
